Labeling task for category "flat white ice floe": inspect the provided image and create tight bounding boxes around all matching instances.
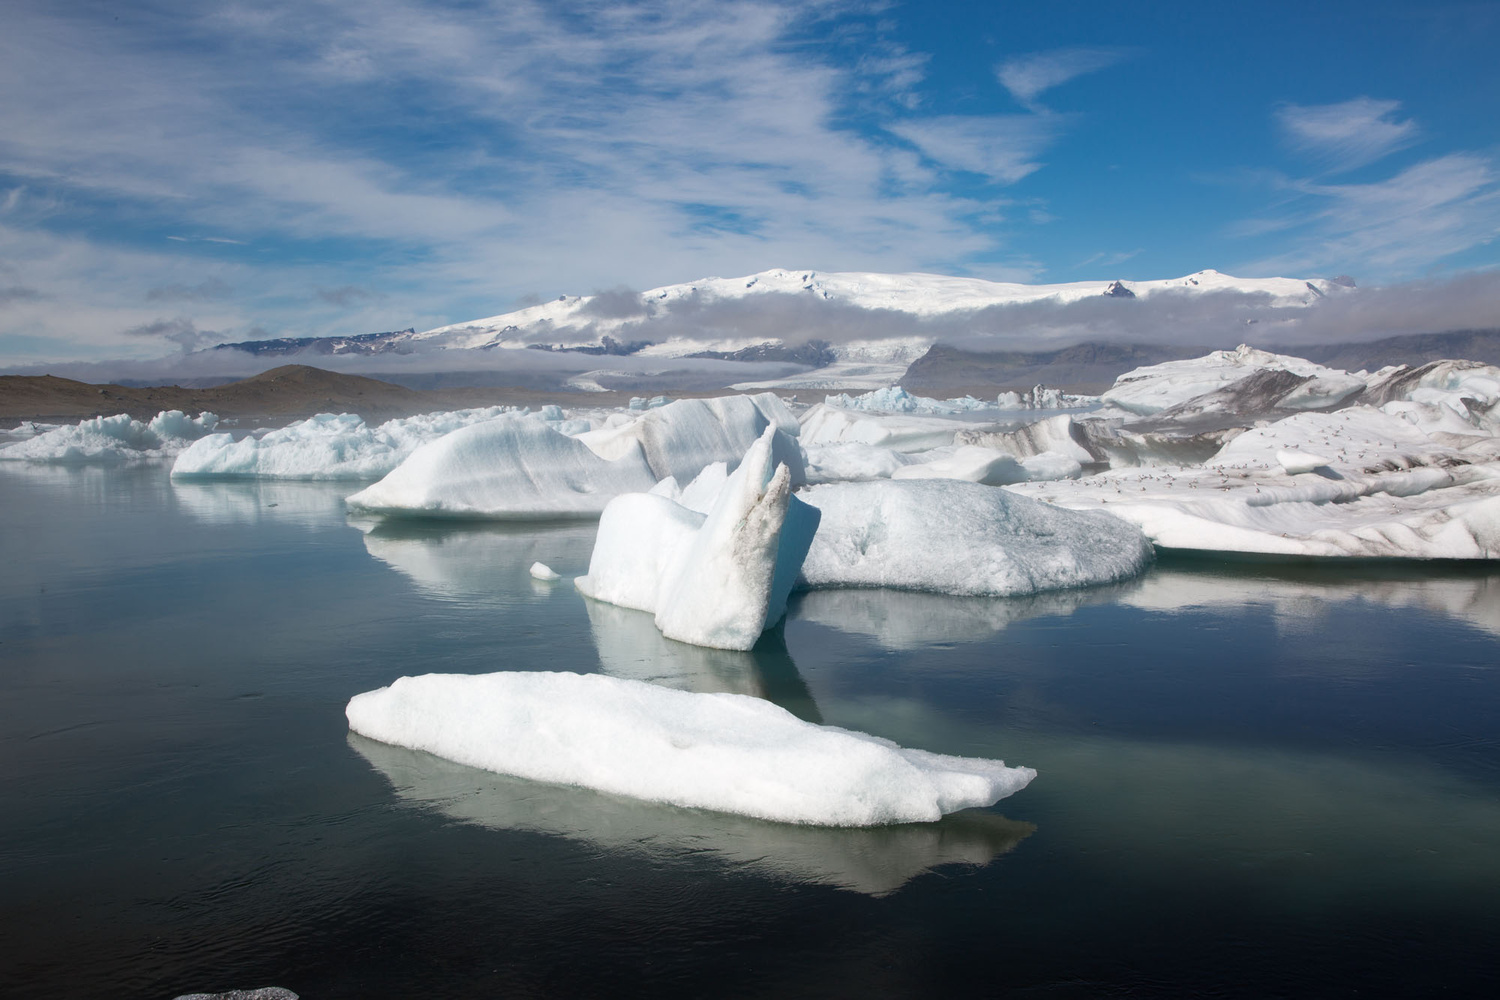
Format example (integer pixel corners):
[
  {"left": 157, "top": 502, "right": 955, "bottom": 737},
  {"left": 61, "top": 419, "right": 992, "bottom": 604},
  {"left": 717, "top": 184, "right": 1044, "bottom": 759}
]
[
  {"left": 798, "top": 479, "right": 1153, "bottom": 596},
  {"left": 577, "top": 426, "right": 819, "bottom": 649},
  {"left": 172, "top": 406, "right": 516, "bottom": 479},
  {"left": 345, "top": 670, "right": 1036, "bottom": 826},
  {"left": 1, "top": 410, "right": 218, "bottom": 463},
  {"left": 346, "top": 413, "right": 660, "bottom": 518}
]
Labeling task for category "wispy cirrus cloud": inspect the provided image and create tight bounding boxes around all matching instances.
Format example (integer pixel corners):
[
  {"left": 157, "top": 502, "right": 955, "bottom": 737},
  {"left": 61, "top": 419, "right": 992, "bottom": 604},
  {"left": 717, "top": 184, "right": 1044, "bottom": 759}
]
[
  {"left": 995, "top": 47, "right": 1132, "bottom": 112},
  {"left": 1240, "top": 153, "right": 1500, "bottom": 276},
  {"left": 1275, "top": 98, "right": 1419, "bottom": 173},
  {"left": 887, "top": 115, "right": 1062, "bottom": 185}
]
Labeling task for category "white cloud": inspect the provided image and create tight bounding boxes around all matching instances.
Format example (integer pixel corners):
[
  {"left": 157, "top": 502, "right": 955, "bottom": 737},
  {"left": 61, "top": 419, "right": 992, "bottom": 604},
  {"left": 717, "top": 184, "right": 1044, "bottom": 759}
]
[
  {"left": 1275, "top": 98, "right": 1419, "bottom": 172},
  {"left": 0, "top": 0, "right": 1056, "bottom": 363},
  {"left": 1241, "top": 153, "right": 1500, "bottom": 277},
  {"left": 887, "top": 115, "right": 1060, "bottom": 185},
  {"left": 996, "top": 47, "right": 1130, "bottom": 111}
]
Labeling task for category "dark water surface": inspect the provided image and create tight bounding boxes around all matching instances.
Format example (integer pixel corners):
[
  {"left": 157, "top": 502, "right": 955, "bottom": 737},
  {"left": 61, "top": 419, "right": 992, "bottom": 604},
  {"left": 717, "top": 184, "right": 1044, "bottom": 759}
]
[{"left": 3, "top": 465, "right": 1498, "bottom": 998}]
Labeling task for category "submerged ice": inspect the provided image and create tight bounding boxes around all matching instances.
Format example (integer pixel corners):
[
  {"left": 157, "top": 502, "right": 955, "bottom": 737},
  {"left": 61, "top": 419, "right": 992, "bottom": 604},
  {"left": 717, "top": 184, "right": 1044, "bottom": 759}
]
[{"left": 346, "top": 670, "right": 1036, "bottom": 827}]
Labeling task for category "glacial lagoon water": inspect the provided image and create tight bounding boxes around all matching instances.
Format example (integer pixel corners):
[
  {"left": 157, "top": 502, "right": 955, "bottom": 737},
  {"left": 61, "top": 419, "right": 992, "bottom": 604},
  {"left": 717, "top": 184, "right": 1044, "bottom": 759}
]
[{"left": 2, "top": 464, "right": 1499, "bottom": 998}]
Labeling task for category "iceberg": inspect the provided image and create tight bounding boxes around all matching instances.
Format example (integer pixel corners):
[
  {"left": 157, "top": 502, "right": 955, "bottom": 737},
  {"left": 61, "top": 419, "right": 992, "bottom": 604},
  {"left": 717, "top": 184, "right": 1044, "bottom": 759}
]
[
  {"left": 577, "top": 426, "right": 820, "bottom": 650},
  {"left": 1007, "top": 406, "right": 1500, "bottom": 559},
  {"left": 798, "top": 403, "right": 978, "bottom": 452},
  {"left": 345, "top": 670, "right": 1036, "bottom": 826},
  {"left": 823, "top": 386, "right": 991, "bottom": 414},
  {"left": 0, "top": 410, "right": 218, "bottom": 463},
  {"left": 798, "top": 479, "right": 1153, "bottom": 596},
  {"left": 345, "top": 413, "right": 660, "bottom": 519},
  {"left": 1100, "top": 344, "right": 1368, "bottom": 416},
  {"left": 172, "top": 406, "right": 517, "bottom": 480},
  {"left": 350, "top": 732, "right": 1034, "bottom": 896},
  {"left": 575, "top": 392, "right": 805, "bottom": 484},
  {"left": 890, "top": 444, "right": 1081, "bottom": 485}
]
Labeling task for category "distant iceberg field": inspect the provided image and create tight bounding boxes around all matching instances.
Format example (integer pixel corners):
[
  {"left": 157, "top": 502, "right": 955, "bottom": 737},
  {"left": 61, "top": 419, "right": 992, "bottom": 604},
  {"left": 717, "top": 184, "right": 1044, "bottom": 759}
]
[{"left": 9, "top": 344, "right": 1498, "bottom": 565}]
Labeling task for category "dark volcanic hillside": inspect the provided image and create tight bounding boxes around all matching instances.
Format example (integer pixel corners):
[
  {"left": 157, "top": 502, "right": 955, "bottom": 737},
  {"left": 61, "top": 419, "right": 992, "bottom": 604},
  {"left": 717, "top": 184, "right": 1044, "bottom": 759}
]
[
  {"left": 2, "top": 365, "right": 499, "bottom": 424},
  {"left": 1295, "top": 330, "right": 1500, "bottom": 371}
]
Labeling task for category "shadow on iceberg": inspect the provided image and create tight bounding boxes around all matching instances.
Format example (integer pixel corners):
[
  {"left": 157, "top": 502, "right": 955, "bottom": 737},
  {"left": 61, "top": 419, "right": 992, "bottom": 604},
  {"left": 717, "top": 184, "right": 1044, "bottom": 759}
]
[
  {"left": 584, "top": 597, "right": 822, "bottom": 722},
  {"left": 348, "top": 732, "right": 1034, "bottom": 897}
]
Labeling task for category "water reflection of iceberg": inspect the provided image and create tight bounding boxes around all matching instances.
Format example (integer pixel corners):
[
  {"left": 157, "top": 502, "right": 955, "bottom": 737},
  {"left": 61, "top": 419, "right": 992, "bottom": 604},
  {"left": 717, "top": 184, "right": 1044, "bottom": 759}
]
[
  {"left": 585, "top": 598, "right": 820, "bottom": 719},
  {"left": 359, "top": 520, "right": 598, "bottom": 603},
  {"left": 170, "top": 477, "right": 352, "bottom": 526},
  {"left": 349, "top": 733, "right": 1034, "bottom": 897},
  {"left": 790, "top": 585, "right": 1124, "bottom": 650},
  {"left": 1126, "top": 561, "right": 1500, "bottom": 639}
]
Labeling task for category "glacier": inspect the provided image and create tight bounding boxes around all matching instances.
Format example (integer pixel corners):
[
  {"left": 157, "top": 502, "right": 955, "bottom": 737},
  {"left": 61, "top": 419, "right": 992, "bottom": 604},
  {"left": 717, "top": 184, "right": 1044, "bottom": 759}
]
[{"left": 345, "top": 670, "right": 1036, "bottom": 827}]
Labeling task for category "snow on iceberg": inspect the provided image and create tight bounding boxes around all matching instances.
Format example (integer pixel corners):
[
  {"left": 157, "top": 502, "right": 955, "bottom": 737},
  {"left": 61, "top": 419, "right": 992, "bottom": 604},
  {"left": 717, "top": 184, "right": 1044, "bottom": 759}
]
[
  {"left": 797, "top": 479, "right": 1153, "bottom": 596},
  {"left": 172, "top": 406, "right": 517, "bottom": 480},
  {"left": 0, "top": 410, "right": 218, "bottom": 463},
  {"left": 1007, "top": 407, "right": 1500, "bottom": 559},
  {"left": 891, "top": 444, "right": 1081, "bottom": 486},
  {"left": 577, "top": 426, "right": 820, "bottom": 650},
  {"left": 798, "top": 403, "right": 983, "bottom": 452},
  {"left": 345, "top": 670, "right": 1036, "bottom": 826},
  {"left": 576, "top": 392, "right": 805, "bottom": 484},
  {"left": 345, "top": 413, "right": 660, "bottom": 518},
  {"left": 350, "top": 732, "right": 1034, "bottom": 896}
]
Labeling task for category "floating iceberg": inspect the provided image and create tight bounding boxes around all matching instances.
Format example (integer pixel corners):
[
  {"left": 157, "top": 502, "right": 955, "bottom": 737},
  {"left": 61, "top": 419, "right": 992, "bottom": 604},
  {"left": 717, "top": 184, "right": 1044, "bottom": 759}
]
[
  {"left": 823, "top": 386, "right": 991, "bottom": 414},
  {"left": 0, "top": 410, "right": 218, "bottom": 463},
  {"left": 346, "top": 414, "right": 660, "bottom": 518},
  {"left": 798, "top": 403, "right": 983, "bottom": 452},
  {"left": 798, "top": 479, "right": 1153, "bottom": 596},
  {"left": 172, "top": 406, "right": 516, "bottom": 479},
  {"left": 346, "top": 670, "right": 1036, "bottom": 826},
  {"left": 576, "top": 392, "right": 805, "bottom": 484},
  {"left": 1100, "top": 344, "right": 1367, "bottom": 416},
  {"left": 577, "top": 427, "right": 820, "bottom": 649},
  {"left": 1008, "top": 405, "right": 1500, "bottom": 559},
  {"left": 890, "top": 444, "right": 1081, "bottom": 485},
  {"left": 350, "top": 732, "right": 1034, "bottom": 896}
]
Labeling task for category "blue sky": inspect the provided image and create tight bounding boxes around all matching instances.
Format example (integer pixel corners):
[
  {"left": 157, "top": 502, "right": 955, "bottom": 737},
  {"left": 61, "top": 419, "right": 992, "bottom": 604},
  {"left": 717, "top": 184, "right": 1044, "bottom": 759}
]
[{"left": 2, "top": 0, "right": 1498, "bottom": 364}]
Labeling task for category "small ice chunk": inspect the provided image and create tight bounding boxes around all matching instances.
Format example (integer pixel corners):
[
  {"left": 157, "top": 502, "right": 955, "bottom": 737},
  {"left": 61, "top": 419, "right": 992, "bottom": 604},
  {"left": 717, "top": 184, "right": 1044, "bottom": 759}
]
[
  {"left": 346, "top": 671, "right": 1037, "bottom": 827},
  {"left": 1277, "top": 449, "right": 1330, "bottom": 475},
  {"left": 529, "top": 561, "right": 561, "bottom": 581}
]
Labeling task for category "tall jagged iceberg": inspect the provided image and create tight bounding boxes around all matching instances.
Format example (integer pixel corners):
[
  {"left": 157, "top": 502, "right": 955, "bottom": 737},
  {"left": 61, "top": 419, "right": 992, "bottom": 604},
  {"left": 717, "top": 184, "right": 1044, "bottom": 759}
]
[{"left": 577, "top": 426, "right": 820, "bottom": 650}]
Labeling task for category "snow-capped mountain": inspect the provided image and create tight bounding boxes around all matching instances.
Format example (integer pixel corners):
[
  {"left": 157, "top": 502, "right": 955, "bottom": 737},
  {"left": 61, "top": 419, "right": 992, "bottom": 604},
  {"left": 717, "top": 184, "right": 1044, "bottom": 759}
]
[
  {"left": 206, "top": 268, "right": 1351, "bottom": 382},
  {"left": 405, "top": 268, "right": 1347, "bottom": 357}
]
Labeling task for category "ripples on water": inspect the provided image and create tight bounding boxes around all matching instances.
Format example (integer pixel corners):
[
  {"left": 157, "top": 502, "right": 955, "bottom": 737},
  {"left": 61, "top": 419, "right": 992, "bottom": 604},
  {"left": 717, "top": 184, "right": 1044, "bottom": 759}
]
[{"left": 2, "top": 464, "right": 1498, "bottom": 997}]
